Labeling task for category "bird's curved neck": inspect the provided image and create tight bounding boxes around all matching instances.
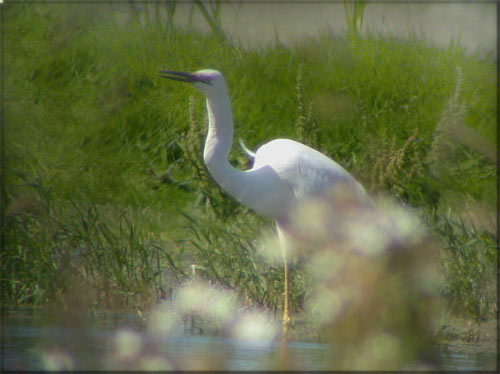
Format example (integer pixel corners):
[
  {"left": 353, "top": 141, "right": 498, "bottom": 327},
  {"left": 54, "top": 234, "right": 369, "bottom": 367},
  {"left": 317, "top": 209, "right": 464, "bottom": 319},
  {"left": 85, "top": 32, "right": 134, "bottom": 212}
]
[
  {"left": 203, "top": 91, "right": 239, "bottom": 191},
  {"left": 202, "top": 90, "right": 293, "bottom": 221},
  {"left": 204, "top": 92, "right": 234, "bottom": 165}
]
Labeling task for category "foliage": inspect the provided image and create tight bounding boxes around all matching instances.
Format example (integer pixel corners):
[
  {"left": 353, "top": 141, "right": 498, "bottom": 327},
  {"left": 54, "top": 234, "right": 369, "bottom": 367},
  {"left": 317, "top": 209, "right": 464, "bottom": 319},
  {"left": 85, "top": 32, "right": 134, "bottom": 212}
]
[
  {"left": 294, "top": 63, "right": 320, "bottom": 149},
  {"left": 1, "top": 173, "right": 179, "bottom": 310},
  {"left": 431, "top": 209, "right": 497, "bottom": 321},
  {"left": 369, "top": 127, "right": 438, "bottom": 208},
  {"left": 344, "top": 0, "right": 367, "bottom": 40},
  {"left": 192, "top": 0, "right": 224, "bottom": 38},
  {"left": 2, "top": 2, "right": 496, "bottom": 323}
]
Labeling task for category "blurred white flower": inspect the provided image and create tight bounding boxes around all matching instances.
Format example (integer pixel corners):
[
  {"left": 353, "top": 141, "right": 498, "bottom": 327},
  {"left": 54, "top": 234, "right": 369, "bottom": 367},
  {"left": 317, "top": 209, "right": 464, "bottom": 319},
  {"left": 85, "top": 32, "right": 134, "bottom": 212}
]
[
  {"left": 364, "top": 332, "right": 400, "bottom": 365},
  {"left": 256, "top": 233, "right": 285, "bottom": 265},
  {"left": 307, "top": 285, "right": 342, "bottom": 324},
  {"left": 176, "top": 282, "right": 237, "bottom": 324},
  {"left": 113, "top": 330, "right": 142, "bottom": 361},
  {"left": 40, "top": 348, "right": 74, "bottom": 371},
  {"left": 207, "top": 290, "right": 237, "bottom": 323},
  {"left": 232, "top": 311, "right": 278, "bottom": 343},
  {"left": 147, "top": 306, "right": 184, "bottom": 337},
  {"left": 138, "top": 354, "right": 174, "bottom": 370}
]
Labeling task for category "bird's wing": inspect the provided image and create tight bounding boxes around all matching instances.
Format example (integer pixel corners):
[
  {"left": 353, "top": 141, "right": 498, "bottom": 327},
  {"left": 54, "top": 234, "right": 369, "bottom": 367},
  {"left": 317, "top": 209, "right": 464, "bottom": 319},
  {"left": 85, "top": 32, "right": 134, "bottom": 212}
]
[
  {"left": 291, "top": 149, "right": 356, "bottom": 203},
  {"left": 254, "top": 139, "right": 367, "bottom": 205}
]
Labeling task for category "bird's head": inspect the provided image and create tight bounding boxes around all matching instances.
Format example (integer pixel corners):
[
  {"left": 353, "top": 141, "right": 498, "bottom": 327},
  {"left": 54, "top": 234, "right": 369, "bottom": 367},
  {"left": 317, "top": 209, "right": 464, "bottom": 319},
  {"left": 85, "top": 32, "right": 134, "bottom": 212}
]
[{"left": 159, "top": 69, "right": 227, "bottom": 96}]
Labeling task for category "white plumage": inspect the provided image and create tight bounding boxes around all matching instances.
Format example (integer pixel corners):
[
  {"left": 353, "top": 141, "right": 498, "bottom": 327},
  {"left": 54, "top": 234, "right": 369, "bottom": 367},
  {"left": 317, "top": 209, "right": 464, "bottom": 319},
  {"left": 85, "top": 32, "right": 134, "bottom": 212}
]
[{"left": 160, "top": 69, "right": 370, "bottom": 334}]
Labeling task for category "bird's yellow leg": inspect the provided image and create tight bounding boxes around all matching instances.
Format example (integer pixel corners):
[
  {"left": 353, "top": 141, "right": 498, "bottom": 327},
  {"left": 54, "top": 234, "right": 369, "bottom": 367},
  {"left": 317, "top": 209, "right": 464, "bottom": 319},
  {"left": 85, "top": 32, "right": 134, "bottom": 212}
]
[
  {"left": 282, "top": 257, "right": 291, "bottom": 336},
  {"left": 277, "top": 224, "right": 292, "bottom": 339}
]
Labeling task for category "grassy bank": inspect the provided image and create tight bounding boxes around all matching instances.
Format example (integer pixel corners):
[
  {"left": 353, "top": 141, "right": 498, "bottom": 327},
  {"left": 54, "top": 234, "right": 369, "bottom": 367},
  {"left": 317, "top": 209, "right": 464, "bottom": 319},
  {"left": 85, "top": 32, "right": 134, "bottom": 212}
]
[{"left": 2, "top": 2, "right": 496, "bottom": 327}]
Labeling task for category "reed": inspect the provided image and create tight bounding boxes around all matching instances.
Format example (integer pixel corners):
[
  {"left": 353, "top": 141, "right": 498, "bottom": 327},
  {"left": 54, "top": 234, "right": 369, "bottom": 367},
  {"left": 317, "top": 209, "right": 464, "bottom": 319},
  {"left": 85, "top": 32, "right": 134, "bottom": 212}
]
[{"left": 3, "top": 3, "right": 496, "bottom": 324}]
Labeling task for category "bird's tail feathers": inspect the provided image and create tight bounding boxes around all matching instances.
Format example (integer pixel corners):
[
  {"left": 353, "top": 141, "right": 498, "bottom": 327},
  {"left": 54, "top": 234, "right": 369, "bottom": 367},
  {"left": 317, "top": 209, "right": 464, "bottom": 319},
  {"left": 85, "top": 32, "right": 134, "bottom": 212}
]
[{"left": 238, "top": 138, "right": 256, "bottom": 159}]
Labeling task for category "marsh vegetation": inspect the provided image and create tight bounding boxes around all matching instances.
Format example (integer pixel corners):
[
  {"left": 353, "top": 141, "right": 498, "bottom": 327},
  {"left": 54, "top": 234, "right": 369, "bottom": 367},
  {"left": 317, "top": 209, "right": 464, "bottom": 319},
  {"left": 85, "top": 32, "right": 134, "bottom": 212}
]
[{"left": 2, "top": 1, "right": 497, "bottom": 370}]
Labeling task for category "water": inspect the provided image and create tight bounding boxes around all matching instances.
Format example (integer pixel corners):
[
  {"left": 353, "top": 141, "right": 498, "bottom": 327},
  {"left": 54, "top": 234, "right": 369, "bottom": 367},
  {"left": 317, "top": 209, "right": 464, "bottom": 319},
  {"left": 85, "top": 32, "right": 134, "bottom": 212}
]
[{"left": 1, "top": 308, "right": 495, "bottom": 371}]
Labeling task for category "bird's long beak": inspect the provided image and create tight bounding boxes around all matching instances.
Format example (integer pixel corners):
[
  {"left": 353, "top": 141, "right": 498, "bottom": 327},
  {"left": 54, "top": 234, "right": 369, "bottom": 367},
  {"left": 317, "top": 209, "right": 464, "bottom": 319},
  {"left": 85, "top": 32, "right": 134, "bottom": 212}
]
[{"left": 159, "top": 70, "right": 212, "bottom": 85}]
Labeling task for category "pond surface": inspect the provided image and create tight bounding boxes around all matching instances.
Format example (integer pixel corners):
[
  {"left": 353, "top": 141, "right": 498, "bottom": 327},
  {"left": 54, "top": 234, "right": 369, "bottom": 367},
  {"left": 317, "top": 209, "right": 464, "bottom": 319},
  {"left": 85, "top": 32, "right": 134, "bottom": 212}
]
[{"left": 1, "top": 308, "right": 495, "bottom": 371}]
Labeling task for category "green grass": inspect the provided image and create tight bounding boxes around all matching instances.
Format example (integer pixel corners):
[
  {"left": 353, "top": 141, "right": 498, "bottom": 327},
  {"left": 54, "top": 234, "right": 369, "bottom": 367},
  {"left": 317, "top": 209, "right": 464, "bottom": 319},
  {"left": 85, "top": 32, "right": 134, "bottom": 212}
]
[{"left": 2, "top": 3, "right": 497, "bottom": 323}]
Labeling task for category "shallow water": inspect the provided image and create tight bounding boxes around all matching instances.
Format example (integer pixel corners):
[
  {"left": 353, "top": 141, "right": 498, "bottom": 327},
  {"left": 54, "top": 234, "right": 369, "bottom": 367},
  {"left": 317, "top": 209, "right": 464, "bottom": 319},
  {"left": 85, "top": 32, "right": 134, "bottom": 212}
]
[{"left": 1, "top": 308, "right": 495, "bottom": 371}]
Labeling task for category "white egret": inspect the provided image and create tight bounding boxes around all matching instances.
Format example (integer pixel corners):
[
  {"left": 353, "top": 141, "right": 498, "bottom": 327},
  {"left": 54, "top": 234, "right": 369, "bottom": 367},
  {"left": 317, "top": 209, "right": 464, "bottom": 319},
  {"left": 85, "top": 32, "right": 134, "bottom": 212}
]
[{"left": 160, "top": 69, "right": 370, "bottom": 334}]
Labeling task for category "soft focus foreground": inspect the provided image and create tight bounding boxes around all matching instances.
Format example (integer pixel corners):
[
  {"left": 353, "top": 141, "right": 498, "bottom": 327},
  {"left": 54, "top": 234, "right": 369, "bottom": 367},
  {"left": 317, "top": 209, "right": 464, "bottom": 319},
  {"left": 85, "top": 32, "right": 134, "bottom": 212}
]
[
  {"left": 146, "top": 193, "right": 442, "bottom": 370},
  {"left": 286, "top": 191, "right": 442, "bottom": 370},
  {"left": 7, "top": 193, "right": 445, "bottom": 370}
]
